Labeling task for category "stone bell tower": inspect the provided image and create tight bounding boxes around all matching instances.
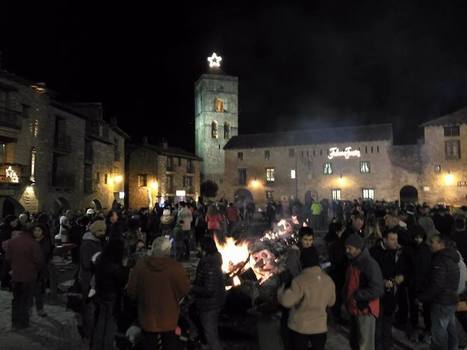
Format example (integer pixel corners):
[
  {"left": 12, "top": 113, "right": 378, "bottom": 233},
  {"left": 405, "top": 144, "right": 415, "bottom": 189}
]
[{"left": 195, "top": 53, "right": 238, "bottom": 190}]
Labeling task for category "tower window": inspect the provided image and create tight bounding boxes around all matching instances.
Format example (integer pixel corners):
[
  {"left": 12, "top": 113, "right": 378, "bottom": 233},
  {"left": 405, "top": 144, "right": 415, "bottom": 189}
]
[
  {"left": 360, "top": 161, "right": 371, "bottom": 174},
  {"left": 331, "top": 189, "right": 341, "bottom": 200},
  {"left": 264, "top": 150, "right": 270, "bottom": 160},
  {"left": 211, "top": 121, "right": 218, "bottom": 139},
  {"left": 237, "top": 152, "right": 243, "bottom": 161},
  {"left": 323, "top": 162, "right": 333, "bottom": 175},
  {"left": 224, "top": 122, "right": 230, "bottom": 139},
  {"left": 214, "top": 98, "right": 224, "bottom": 113},
  {"left": 445, "top": 140, "right": 461, "bottom": 159},
  {"left": 266, "top": 168, "right": 275, "bottom": 183}
]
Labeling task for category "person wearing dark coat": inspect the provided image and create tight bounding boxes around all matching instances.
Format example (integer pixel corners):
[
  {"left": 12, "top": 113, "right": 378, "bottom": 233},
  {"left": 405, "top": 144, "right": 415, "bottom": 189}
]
[
  {"left": 0, "top": 215, "right": 19, "bottom": 289},
  {"left": 91, "top": 239, "right": 129, "bottom": 350},
  {"left": 78, "top": 219, "right": 106, "bottom": 340},
  {"left": 106, "top": 210, "right": 124, "bottom": 241},
  {"left": 370, "top": 229, "right": 407, "bottom": 350},
  {"left": 5, "top": 227, "right": 43, "bottom": 330},
  {"left": 191, "top": 237, "right": 225, "bottom": 350},
  {"left": 31, "top": 224, "right": 53, "bottom": 317},
  {"left": 418, "top": 234, "right": 460, "bottom": 350},
  {"left": 404, "top": 225, "right": 432, "bottom": 340},
  {"left": 453, "top": 216, "right": 467, "bottom": 261}
]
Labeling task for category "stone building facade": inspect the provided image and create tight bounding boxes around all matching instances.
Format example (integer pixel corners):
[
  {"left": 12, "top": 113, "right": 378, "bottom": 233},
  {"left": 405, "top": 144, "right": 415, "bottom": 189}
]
[
  {"left": 126, "top": 140, "right": 201, "bottom": 209},
  {"left": 194, "top": 71, "right": 238, "bottom": 187},
  {"left": 0, "top": 70, "right": 127, "bottom": 216}
]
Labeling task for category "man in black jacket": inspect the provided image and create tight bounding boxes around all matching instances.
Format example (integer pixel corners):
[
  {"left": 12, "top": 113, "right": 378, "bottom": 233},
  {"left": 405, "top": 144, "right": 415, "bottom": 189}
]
[
  {"left": 419, "top": 234, "right": 460, "bottom": 350},
  {"left": 370, "top": 228, "right": 406, "bottom": 350}
]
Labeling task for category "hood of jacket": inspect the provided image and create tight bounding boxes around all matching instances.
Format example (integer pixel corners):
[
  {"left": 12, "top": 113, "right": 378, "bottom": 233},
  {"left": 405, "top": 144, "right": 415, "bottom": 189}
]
[
  {"left": 82, "top": 231, "right": 101, "bottom": 242},
  {"left": 143, "top": 256, "right": 173, "bottom": 272}
]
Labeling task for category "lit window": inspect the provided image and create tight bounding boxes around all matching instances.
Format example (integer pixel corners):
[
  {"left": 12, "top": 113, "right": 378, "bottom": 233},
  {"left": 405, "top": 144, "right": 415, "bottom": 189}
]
[
  {"left": 224, "top": 123, "right": 230, "bottom": 139},
  {"left": 323, "top": 162, "right": 333, "bottom": 175},
  {"left": 211, "top": 121, "right": 218, "bottom": 139},
  {"left": 237, "top": 152, "right": 243, "bottom": 161},
  {"left": 360, "top": 161, "right": 371, "bottom": 174},
  {"left": 291, "top": 169, "right": 296, "bottom": 179},
  {"left": 214, "top": 98, "right": 224, "bottom": 112},
  {"left": 434, "top": 164, "right": 441, "bottom": 173},
  {"left": 30, "top": 147, "right": 36, "bottom": 182},
  {"left": 30, "top": 119, "right": 39, "bottom": 137},
  {"left": 238, "top": 168, "right": 247, "bottom": 185},
  {"left": 444, "top": 126, "right": 460, "bottom": 137},
  {"left": 445, "top": 140, "right": 461, "bottom": 159},
  {"left": 266, "top": 168, "right": 275, "bottom": 183},
  {"left": 265, "top": 150, "right": 270, "bottom": 160},
  {"left": 137, "top": 174, "right": 147, "bottom": 187},
  {"left": 362, "top": 188, "right": 375, "bottom": 200},
  {"left": 331, "top": 189, "right": 341, "bottom": 200},
  {"left": 289, "top": 149, "right": 295, "bottom": 157}
]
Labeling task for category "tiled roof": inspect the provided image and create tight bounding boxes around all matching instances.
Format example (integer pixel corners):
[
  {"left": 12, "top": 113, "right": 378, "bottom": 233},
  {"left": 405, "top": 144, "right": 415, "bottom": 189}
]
[
  {"left": 224, "top": 124, "right": 393, "bottom": 150},
  {"left": 420, "top": 106, "right": 467, "bottom": 127},
  {"left": 140, "top": 144, "right": 202, "bottom": 161}
]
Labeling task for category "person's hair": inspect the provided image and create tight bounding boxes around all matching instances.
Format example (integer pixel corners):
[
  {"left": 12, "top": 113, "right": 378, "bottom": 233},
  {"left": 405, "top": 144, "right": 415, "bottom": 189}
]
[
  {"left": 207, "top": 205, "right": 218, "bottom": 216},
  {"left": 431, "top": 234, "right": 448, "bottom": 246},
  {"left": 352, "top": 213, "right": 364, "bottom": 221},
  {"left": 106, "top": 210, "right": 119, "bottom": 221},
  {"left": 179, "top": 202, "right": 186, "bottom": 207},
  {"left": 300, "top": 247, "right": 320, "bottom": 269},
  {"left": 299, "top": 226, "right": 314, "bottom": 238},
  {"left": 455, "top": 216, "right": 466, "bottom": 231},
  {"left": 102, "top": 239, "right": 124, "bottom": 264},
  {"left": 382, "top": 227, "right": 398, "bottom": 238},
  {"left": 411, "top": 225, "right": 427, "bottom": 241},
  {"left": 334, "top": 221, "right": 344, "bottom": 232},
  {"left": 201, "top": 237, "right": 218, "bottom": 255},
  {"left": 151, "top": 236, "right": 171, "bottom": 257},
  {"left": 127, "top": 218, "right": 140, "bottom": 231}
]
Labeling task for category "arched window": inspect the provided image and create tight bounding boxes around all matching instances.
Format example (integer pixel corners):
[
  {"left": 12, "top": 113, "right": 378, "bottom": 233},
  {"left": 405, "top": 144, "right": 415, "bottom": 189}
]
[
  {"left": 211, "top": 121, "right": 218, "bottom": 139},
  {"left": 214, "top": 98, "right": 224, "bottom": 112},
  {"left": 224, "top": 122, "right": 230, "bottom": 139}
]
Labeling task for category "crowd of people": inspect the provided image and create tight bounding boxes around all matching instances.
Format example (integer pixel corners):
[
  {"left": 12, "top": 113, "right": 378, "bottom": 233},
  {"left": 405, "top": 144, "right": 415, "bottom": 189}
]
[{"left": 0, "top": 197, "right": 466, "bottom": 350}]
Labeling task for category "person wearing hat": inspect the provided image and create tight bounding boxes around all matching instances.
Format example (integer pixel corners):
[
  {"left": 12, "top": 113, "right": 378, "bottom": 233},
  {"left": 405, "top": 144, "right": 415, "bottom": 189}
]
[
  {"left": 78, "top": 219, "right": 106, "bottom": 341},
  {"left": 127, "top": 236, "right": 190, "bottom": 350},
  {"left": 344, "top": 234, "right": 384, "bottom": 350},
  {"left": 278, "top": 247, "right": 335, "bottom": 350}
]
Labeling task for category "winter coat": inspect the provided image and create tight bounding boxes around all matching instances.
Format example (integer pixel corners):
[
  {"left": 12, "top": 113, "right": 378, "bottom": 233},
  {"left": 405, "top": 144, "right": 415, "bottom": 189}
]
[
  {"left": 206, "top": 214, "right": 222, "bottom": 231},
  {"left": 126, "top": 256, "right": 190, "bottom": 332},
  {"left": 177, "top": 207, "right": 193, "bottom": 231},
  {"left": 95, "top": 256, "right": 128, "bottom": 307},
  {"left": 370, "top": 241, "right": 407, "bottom": 315},
  {"left": 37, "top": 237, "right": 53, "bottom": 281},
  {"left": 5, "top": 232, "right": 43, "bottom": 283},
  {"left": 344, "top": 248, "right": 384, "bottom": 317},
  {"left": 226, "top": 207, "right": 239, "bottom": 222},
  {"left": 404, "top": 242, "right": 432, "bottom": 293},
  {"left": 419, "top": 247, "right": 460, "bottom": 305},
  {"left": 453, "top": 229, "right": 467, "bottom": 262},
  {"left": 79, "top": 232, "right": 103, "bottom": 294},
  {"left": 191, "top": 252, "right": 226, "bottom": 311},
  {"left": 278, "top": 266, "right": 335, "bottom": 335},
  {"left": 285, "top": 246, "right": 302, "bottom": 278}
]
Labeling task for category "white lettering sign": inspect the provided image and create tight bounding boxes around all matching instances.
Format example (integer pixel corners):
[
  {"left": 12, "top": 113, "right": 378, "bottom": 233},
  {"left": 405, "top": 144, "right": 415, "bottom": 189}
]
[
  {"left": 328, "top": 147, "right": 361, "bottom": 160},
  {"left": 176, "top": 190, "right": 186, "bottom": 197}
]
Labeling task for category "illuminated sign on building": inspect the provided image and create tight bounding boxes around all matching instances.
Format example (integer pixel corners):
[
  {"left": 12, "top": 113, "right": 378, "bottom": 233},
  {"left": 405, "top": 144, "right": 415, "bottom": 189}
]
[
  {"left": 5, "top": 166, "right": 19, "bottom": 183},
  {"left": 207, "top": 52, "right": 222, "bottom": 68},
  {"left": 328, "top": 147, "right": 361, "bottom": 160},
  {"left": 176, "top": 190, "right": 186, "bottom": 197}
]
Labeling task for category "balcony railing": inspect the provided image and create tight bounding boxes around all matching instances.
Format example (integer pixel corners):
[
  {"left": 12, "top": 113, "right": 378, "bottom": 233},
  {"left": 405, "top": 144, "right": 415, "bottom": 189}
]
[
  {"left": 54, "top": 134, "right": 72, "bottom": 153},
  {"left": 52, "top": 173, "right": 75, "bottom": 189},
  {"left": 0, "top": 107, "right": 21, "bottom": 129},
  {"left": 0, "top": 163, "right": 27, "bottom": 184}
]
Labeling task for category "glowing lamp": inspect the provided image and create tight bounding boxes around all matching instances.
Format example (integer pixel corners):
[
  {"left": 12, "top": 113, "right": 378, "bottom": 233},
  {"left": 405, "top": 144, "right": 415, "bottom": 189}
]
[
  {"left": 113, "top": 175, "right": 123, "bottom": 184},
  {"left": 444, "top": 172, "right": 455, "bottom": 186},
  {"left": 251, "top": 178, "right": 260, "bottom": 189},
  {"left": 150, "top": 180, "right": 159, "bottom": 191}
]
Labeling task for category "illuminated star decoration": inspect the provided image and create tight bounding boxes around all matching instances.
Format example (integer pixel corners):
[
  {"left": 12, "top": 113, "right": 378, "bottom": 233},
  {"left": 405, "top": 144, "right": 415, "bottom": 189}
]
[
  {"left": 207, "top": 52, "right": 222, "bottom": 68},
  {"left": 5, "top": 166, "right": 19, "bottom": 183}
]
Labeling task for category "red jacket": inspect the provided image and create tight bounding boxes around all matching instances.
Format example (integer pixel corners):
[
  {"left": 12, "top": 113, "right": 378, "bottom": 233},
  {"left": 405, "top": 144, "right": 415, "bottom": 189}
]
[
  {"left": 206, "top": 214, "right": 222, "bottom": 231},
  {"left": 226, "top": 207, "right": 239, "bottom": 223},
  {"left": 5, "top": 232, "right": 43, "bottom": 283},
  {"left": 344, "top": 249, "right": 383, "bottom": 318}
]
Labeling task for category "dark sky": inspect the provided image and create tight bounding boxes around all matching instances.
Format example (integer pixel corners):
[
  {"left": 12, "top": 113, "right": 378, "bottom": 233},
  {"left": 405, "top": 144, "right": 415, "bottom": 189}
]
[{"left": 2, "top": 1, "right": 467, "bottom": 150}]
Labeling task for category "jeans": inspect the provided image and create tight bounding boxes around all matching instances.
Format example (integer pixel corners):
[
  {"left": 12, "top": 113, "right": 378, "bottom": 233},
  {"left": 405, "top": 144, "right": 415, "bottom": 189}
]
[
  {"left": 289, "top": 329, "right": 326, "bottom": 350},
  {"left": 431, "top": 303, "right": 458, "bottom": 350},
  {"left": 11, "top": 281, "right": 35, "bottom": 328},
  {"left": 349, "top": 315, "right": 376, "bottom": 350},
  {"left": 142, "top": 330, "right": 180, "bottom": 350},
  {"left": 199, "top": 308, "right": 223, "bottom": 350}
]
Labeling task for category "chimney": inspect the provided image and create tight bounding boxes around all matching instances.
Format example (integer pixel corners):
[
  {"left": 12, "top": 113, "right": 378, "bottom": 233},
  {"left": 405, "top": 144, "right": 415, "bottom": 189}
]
[
  {"left": 109, "top": 117, "right": 117, "bottom": 127},
  {"left": 142, "top": 136, "right": 149, "bottom": 145},
  {"left": 161, "top": 138, "right": 168, "bottom": 149}
]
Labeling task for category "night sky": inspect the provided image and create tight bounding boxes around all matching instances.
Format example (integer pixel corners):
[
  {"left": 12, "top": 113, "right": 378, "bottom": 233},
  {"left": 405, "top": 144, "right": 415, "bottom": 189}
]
[{"left": 2, "top": 1, "right": 467, "bottom": 150}]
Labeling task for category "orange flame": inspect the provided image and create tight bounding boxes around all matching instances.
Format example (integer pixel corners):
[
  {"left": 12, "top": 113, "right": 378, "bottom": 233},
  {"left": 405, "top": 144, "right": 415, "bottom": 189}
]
[{"left": 213, "top": 235, "right": 250, "bottom": 275}]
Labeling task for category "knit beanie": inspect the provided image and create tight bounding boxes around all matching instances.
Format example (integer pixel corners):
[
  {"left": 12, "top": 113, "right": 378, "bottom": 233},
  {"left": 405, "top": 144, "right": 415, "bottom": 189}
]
[
  {"left": 345, "top": 233, "right": 364, "bottom": 250},
  {"left": 300, "top": 247, "right": 320, "bottom": 269},
  {"left": 89, "top": 220, "right": 106, "bottom": 237}
]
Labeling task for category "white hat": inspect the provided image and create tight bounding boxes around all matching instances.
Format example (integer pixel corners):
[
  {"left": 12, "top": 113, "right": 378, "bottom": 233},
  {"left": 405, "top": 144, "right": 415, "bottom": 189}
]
[{"left": 86, "top": 208, "right": 96, "bottom": 215}]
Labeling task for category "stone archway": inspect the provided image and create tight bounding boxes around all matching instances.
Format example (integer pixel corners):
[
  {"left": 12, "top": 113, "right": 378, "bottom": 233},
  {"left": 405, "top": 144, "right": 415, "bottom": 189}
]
[
  {"left": 53, "top": 197, "right": 71, "bottom": 215},
  {"left": 400, "top": 185, "right": 418, "bottom": 206},
  {"left": 234, "top": 188, "right": 254, "bottom": 208},
  {"left": 91, "top": 199, "right": 102, "bottom": 210},
  {"left": 0, "top": 196, "right": 25, "bottom": 217}
]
